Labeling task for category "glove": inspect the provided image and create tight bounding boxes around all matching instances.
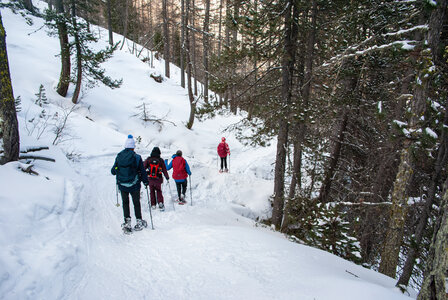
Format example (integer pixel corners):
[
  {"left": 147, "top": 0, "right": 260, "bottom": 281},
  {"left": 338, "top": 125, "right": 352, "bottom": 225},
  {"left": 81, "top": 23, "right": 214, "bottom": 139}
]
[{"left": 166, "top": 177, "right": 170, "bottom": 181}]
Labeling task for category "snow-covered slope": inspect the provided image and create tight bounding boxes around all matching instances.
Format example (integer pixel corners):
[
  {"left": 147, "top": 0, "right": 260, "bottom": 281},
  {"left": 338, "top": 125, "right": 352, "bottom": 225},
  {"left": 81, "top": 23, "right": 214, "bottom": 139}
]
[{"left": 0, "top": 4, "right": 416, "bottom": 299}]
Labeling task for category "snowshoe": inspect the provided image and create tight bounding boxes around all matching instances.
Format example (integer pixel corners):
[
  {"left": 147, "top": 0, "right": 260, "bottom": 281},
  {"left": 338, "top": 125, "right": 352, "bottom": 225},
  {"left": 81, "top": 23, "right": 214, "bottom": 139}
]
[
  {"left": 121, "top": 217, "right": 132, "bottom": 234},
  {"left": 134, "top": 219, "right": 147, "bottom": 231}
]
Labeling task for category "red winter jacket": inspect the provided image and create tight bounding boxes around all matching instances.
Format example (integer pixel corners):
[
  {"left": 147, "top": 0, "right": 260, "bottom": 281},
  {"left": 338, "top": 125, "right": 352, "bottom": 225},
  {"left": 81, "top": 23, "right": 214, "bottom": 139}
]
[
  {"left": 217, "top": 142, "right": 230, "bottom": 158},
  {"left": 171, "top": 156, "right": 188, "bottom": 180}
]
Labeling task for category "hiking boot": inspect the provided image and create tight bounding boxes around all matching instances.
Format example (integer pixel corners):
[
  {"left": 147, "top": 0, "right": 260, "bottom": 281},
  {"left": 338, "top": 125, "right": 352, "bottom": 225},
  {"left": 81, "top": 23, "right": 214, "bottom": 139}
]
[
  {"left": 134, "top": 219, "right": 147, "bottom": 231},
  {"left": 158, "top": 202, "right": 165, "bottom": 210},
  {"left": 121, "top": 217, "right": 132, "bottom": 233},
  {"left": 224, "top": 168, "right": 228, "bottom": 172},
  {"left": 151, "top": 205, "right": 156, "bottom": 209},
  {"left": 179, "top": 194, "right": 187, "bottom": 204}
]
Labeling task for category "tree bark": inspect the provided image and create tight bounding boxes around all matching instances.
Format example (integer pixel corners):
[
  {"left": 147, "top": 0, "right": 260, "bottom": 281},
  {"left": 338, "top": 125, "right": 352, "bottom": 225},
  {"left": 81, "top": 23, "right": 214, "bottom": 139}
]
[
  {"left": 71, "top": 0, "right": 82, "bottom": 104},
  {"left": 397, "top": 104, "right": 448, "bottom": 287},
  {"left": 379, "top": 0, "right": 446, "bottom": 278},
  {"left": 180, "top": 0, "right": 185, "bottom": 87},
  {"left": 417, "top": 179, "right": 448, "bottom": 300},
  {"left": 107, "top": 0, "right": 113, "bottom": 46},
  {"left": 203, "top": 0, "right": 210, "bottom": 103},
  {"left": 55, "top": 0, "right": 71, "bottom": 97},
  {"left": 378, "top": 146, "right": 414, "bottom": 278},
  {"left": 185, "top": 0, "right": 195, "bottom": 129},
  {"left": 162, "top": 0, "right": 170, "bottom": 78},
  {"left": 282, "top": 1, "right": 317, "bottom": 232},
  {"left": 318, "top": 110, "right": 349, "bottom": 203},
  {"left": 271, "top": 0, "right": 299, "bottom": 229},
  {"left": 22, "top": 0, "right": 35, "bottom": 13},
  {"left": 191, "top": 0, "right": 197, "bottom": 96},
  {"left": 120, "top": 0, "right": 130, "bottom": 50},
  {"left": 0, "top": 11, "right": 20, "bottom": 164}
]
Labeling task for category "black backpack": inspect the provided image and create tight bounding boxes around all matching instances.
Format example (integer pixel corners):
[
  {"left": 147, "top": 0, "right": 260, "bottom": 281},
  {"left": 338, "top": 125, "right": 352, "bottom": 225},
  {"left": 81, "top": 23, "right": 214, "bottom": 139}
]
[
  {"left": 147, "top": 157, "right": 162, "bottom": 179},
  {"left": 116, "top": 150, "right": 139, "bottom": 186}
]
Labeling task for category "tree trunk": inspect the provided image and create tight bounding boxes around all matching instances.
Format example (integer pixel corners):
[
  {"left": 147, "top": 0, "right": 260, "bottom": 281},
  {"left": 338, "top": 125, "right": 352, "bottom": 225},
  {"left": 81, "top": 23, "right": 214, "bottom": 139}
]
[
  {"left": 0, "top": 11, "right": 20, "bottom": 164},
  {"left": 287, "top": 0, "right": 317, "bottom": 201},
  {"left": 379, "top": 0, "right": 446, "bottom": 278},
  {"left": 185, "top": 0, "right": 195, "bottom": 129},
  {"left": 191, "top": 0, "right": 197, "bottom": 96},
  {"left": 318, "top": 111, "right": 349, "bottom": 203},
  {"left": 107, "top": 0, "right": 113, "bottom": 45},
  {"left": 71, "top": 0, "right": 82, "bottom": 104},
  {"left": 378, "top": 146, "right": 414, "bottom": 278},
  {"left": 417, "top": 179, "right": 448, "bottom": 300},
  {"left": 397, "top": 104, "right": 448, "bottom": 287},
  {"left": 55, "top": 0, "right": 70, "bottom": 97},
  {"left": 271, "top": 0, "right": 299, "bottom": 229},
  {"left": 282, "top": 1, "right": 317, "bottom": 232},
  {"left": 203, "top": 0, "right": 210, "bottom": 103},
  {"left": 120, "top": 0, "right": 130, "bottom": 50},
  {"left": 180, "top": 0, "right": 185, "bottom": 87},
  {"left": 162, "top": 0, "right": 170, "bottom": 78},
  {"left": 22, "top": 0, "right": 35, "bottom": 13}
]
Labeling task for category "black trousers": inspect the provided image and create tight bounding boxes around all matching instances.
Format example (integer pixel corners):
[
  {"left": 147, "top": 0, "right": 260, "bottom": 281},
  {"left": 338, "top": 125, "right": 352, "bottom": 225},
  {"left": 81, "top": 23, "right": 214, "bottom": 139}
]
[
  {"left": 220, "top": 157, "right": 227, "bottom": 169},
  {"left": 175, "top": 180, "right": 188, "bottom": 199},
  {"left": 121, "top": 189, "right": 142, "bottom": 221}
]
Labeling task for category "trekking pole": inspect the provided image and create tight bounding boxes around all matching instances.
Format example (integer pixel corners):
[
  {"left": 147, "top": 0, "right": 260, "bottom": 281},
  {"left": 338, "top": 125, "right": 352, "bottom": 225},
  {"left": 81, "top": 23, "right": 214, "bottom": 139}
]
[
  {"left": 228, "top": 155, "right": 230, "bottom": 173},
  {"left": 115, "top": 184, "right": 120, "bottom": 207},
  {"left": 189, "top": 176, "right": 193, "bottom": 206},
  {"left": 145, "top": 186, "right": 154, "bottom": 230},
  {"left": 167, "top": 180, "right": 175, "bottom": 211}
]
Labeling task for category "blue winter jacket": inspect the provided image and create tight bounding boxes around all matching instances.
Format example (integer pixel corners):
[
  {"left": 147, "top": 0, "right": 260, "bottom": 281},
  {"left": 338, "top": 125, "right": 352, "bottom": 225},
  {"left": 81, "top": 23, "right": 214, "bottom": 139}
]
[{"left": 111, "top": 149, "right": 149, "bottom": 192}]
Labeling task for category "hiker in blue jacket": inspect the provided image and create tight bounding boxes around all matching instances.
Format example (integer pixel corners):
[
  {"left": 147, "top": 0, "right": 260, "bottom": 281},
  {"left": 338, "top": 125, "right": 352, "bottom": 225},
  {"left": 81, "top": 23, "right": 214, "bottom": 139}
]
[{"left": 111, "top": 135, "right": 149, "bottom": 232}]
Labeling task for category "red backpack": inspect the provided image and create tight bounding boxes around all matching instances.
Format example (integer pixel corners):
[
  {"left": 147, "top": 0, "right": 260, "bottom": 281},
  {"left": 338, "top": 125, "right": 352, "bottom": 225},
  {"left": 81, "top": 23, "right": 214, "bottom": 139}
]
[{"left": 147, "top": 157, "right": 162, "bottom": 179}]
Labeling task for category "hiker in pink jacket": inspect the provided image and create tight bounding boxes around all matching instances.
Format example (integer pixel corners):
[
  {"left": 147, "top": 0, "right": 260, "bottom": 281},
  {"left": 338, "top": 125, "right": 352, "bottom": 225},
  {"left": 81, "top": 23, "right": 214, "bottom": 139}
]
[{"left": 217, "top": 137, "right": 230, "bottom": 173}]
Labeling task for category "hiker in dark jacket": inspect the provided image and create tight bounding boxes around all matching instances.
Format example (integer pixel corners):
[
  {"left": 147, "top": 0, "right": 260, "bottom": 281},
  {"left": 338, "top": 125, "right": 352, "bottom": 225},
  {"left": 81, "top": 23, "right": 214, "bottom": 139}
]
[
  {"left": 111, "top": 135, "right": 149, "bottom": 232},
  {"left": 143, "top": 147, "right": 169, "bottom": 210},
  {"left": 166, "top": 150, "right": 191, "bottom": 204}
]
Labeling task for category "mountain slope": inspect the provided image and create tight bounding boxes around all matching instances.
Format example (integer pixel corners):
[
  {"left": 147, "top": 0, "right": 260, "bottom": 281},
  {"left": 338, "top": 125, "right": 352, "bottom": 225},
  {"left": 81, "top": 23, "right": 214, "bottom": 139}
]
[{"left": 0, "top": 4, "right": 415, "bottom": 299}]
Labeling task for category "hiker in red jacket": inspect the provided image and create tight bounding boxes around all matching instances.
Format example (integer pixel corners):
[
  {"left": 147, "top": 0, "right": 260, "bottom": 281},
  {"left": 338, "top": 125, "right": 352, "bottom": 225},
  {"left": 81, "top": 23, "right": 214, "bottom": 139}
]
[
  {"left": 217, "top": 137, "right": 230, "bottom": 173},
  {"left": 166, "top": 150, "right": 191, "bottom": 204},
  {"left": 143, "top": 147, "right": 169, "bottom": 211}
]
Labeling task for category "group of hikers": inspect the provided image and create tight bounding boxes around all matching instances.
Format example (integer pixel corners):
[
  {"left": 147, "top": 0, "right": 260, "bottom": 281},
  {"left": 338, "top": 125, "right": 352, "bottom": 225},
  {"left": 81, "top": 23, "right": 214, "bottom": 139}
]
[{"left": 111, "top": 134, "right": 230, "bottom": 232}]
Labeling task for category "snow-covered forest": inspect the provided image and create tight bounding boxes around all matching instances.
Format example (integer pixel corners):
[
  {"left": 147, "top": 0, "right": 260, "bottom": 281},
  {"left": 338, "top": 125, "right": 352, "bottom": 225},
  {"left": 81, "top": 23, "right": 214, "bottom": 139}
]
[{"left": 0, "top": 0, "right": 447, "bottom": 299}]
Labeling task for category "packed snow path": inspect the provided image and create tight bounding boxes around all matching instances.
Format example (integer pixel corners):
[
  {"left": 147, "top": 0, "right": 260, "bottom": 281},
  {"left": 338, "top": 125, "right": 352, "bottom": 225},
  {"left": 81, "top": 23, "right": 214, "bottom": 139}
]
[{"left": 54, "top": 151, "right": 412, "bottom": 300}]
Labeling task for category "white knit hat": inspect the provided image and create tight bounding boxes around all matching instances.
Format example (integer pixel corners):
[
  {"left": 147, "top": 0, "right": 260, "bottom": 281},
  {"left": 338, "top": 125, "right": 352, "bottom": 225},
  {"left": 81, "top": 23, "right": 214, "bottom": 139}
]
[{"left": 124, "top": 134, "right": 135, "bottom": 149}]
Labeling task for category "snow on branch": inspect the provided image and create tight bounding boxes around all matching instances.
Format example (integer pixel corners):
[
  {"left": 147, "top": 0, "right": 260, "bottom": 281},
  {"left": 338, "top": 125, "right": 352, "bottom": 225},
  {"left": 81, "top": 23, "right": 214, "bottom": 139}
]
[{"left": 321, "top": 25, "right": 428, "bottom": 68}]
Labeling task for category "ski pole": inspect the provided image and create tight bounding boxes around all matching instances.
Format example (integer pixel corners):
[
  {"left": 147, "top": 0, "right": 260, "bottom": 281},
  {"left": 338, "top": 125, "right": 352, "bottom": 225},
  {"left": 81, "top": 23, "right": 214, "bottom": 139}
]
[
  {"left": 115, "top": 184, "right": 120, "bottom": 207},
  {"left": 145, "top": 186, "right": 154, "bottom": 230},
  {"left": 167, "top": 180, "right": 175, "bottom": 211},
  {"left": 189, "top": 176, "right": 193, "bottom": 206}
]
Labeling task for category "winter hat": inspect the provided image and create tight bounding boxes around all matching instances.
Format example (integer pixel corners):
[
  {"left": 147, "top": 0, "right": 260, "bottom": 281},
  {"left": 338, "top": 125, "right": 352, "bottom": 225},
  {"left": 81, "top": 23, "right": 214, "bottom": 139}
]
[
  {"left": 176, "top": 150, "right": 182, "bottom": 157},
  {"left": 221, "top": 137, "right": 226, "bottom": 142},
  {"left": 151, "top": 147, "right": 161, "bottom": 158},
  {"left": 124, "top": 134, "right": 135, "bottom": 149}
]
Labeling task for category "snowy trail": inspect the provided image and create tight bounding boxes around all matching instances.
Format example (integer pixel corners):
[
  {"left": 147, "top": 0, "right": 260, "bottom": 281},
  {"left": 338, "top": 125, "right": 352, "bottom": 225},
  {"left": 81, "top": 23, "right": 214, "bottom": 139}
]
[{"left": 53, "top": 152, "right": 412, "bottom": 300}]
